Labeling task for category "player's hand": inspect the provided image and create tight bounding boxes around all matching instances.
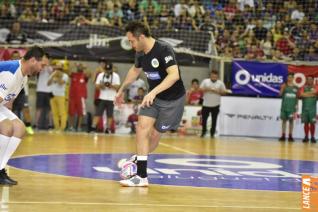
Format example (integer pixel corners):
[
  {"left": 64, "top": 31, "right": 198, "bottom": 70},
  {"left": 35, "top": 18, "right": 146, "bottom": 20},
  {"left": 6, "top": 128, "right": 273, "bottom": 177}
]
[
  {"left": 114, "top": 90, "right": 124, "bottom": 106},
  {"left": 141, "top": 91, "right": 156, "bottom": 108}
]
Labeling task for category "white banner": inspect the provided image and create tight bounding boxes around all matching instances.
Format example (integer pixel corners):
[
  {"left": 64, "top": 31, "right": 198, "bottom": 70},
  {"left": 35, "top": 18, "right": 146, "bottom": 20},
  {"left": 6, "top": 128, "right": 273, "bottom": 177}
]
[{"left": 219, "top": 96, "right": 306, "bottom": 139}]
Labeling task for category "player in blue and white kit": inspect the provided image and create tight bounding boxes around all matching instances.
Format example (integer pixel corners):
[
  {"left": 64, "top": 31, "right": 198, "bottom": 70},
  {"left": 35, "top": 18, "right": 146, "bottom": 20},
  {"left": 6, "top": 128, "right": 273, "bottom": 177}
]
[{"left": 0, "top": 46, "right": 48, "bottom": 185}]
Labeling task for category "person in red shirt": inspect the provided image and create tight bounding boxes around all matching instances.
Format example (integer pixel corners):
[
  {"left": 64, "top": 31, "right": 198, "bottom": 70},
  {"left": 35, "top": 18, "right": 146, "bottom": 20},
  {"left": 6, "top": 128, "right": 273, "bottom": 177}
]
[
  {"left": 68, "top": 63, "right": 90, "bottom": 131},
  {"left": 275, "top": 29, "right": 295, "bottom": 56},
  {"left": 187, "top": 79, "right": 203, "bottom": 105}
]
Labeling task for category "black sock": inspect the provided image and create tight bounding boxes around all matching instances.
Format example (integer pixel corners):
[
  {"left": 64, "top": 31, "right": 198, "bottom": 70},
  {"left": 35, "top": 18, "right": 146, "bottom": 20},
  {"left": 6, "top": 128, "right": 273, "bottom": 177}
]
[
  {"left": 25, "top": 122, "right": 31, "bottom": 127},
  {"left": 137, "top": 157, "right": 147, "bottom": 178}
]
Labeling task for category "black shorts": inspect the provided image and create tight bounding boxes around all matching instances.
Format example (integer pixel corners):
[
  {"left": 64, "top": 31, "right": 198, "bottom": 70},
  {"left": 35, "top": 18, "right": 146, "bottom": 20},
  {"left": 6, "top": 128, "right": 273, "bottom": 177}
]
[
  {"left": 36, "top": 92, "right": 51, "bottom": 109},
  {"left": 13, "top": 91, "right": 28, "bottom": 111},
  {"left": 95, "top": 100, "right": 114, "bottom": 117},
  {"left": 139, "top": 94, "right": 185, "bottom": 133}
]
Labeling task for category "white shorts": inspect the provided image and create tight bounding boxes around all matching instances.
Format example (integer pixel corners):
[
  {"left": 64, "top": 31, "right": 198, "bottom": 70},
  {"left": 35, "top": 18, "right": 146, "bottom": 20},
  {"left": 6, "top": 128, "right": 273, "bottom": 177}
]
[{"left": 0, "top": 105, "right": 19, "bottom": 121}]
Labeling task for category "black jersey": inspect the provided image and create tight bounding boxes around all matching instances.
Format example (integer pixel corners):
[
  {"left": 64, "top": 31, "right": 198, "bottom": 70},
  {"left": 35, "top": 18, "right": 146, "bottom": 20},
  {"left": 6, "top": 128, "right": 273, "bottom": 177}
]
[{"left": 134, "top": 40, "right": 185, "bottom": 100}]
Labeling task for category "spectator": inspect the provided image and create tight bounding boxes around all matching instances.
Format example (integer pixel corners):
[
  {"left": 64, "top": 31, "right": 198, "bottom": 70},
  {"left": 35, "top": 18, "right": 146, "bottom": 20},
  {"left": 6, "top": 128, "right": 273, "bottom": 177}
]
[
  {"left": 122, "top": 0, "right": 140, "bottom": 22},
  {"left": 300, "top": 76, "right": 317, "bottom": 143},
  {"left": 139, "top": 0, "right": 160, "bottom": 15},
  {"left": 126, "top": 104, "right": 139, "bottom": 134},
  {"left": 253, "top": 20, "right": 268, "bottom": 41},
  {"left": 174, "top": 0, "right": 188, "bottom": 17},
  {"left": 36, "top": 58, "right": 53, "bottom": 129},
  {"left": 89, "top": 62, "right": 120, "bottom": 133},
  {"left": 260, "top": 31, "right": 274, "bottom": 59},
  {"left": 187, "top": 78, "right": 203, "bottom": 105},
  {"left": 128, "top": 77, "right": 146, "bottom": 101},
  {"left": 200, "top": 70, "right": 227, "bottom": 138},
  {"left": 291, "top": 5, "right": 305, "bottom": 21},
  {"left": 106, "top": 3, "right": 123, "bottom": 27},
  {"left": 5, "top": 21, "right": 27, "bottom": 44},
  {"left": 18, "top": 7, "right": 36, "bottom": 22},
  {"left": 68, "top": 63, "right": 90, "bottom": 131},
  {"left": 237, "top": 0, "right": 255, "bottom": 11},
  {"left": 304, "top": 46, "right": 318, "bottom": 61},
  {"left": 187, "top": 0, "right": 205, "bottom": 18},
  {"left": 308, "top": 23, "right": 318, "bottom": 43},
  {"left": 275, "top": 29, "right": 295, "bottom": 56},
  {"left": 47, "top": 64, "right": 69, "bottom": 132},
  {"left": 271, "top": 21, "right": 284, "bottom": 42},
  {"left": 133, "top": 87, "right": 145, "bottom": 104}
]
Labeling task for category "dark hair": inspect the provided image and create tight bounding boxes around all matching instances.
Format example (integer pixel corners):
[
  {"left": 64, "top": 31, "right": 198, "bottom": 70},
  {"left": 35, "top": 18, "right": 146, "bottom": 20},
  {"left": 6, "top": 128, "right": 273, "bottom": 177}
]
[
  {"left": 211, "top": 70, "right": 219, "bottom": 75},
  {"left": 125, "top": 21, "right": 151, "bottom": 37},
  {"left": 191, "top": 79, "right": 199, "bottom": 84},
  {"left": 23, "top": 46, "right": 47, "bottom": 61}
]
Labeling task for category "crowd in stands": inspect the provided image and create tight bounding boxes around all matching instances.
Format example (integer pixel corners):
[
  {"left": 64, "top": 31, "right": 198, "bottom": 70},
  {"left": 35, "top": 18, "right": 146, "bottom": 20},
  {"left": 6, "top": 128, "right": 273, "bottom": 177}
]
[{"left": 1, "top": 0, "right": 317, "bottom": 61}]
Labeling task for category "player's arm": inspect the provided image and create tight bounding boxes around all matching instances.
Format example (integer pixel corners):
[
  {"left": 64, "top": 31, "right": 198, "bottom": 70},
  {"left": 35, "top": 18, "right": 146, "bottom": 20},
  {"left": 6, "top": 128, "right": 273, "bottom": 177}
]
[
  {"left": 141, "top": 65, "right": 179, "bottom": 107},
  {"left": 279, "top": 83, "right": 286, "bottom": 96}
]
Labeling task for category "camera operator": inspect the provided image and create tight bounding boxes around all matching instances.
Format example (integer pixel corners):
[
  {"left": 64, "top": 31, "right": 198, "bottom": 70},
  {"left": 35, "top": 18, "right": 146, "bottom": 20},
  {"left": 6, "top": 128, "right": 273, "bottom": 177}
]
[{"left": 89, "top": 63, "right": 120, "bottom": 133}]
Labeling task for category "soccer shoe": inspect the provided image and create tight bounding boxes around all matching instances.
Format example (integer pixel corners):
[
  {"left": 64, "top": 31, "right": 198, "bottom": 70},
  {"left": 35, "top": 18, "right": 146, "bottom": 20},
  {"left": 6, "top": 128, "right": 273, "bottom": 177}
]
[
  {"left": 25, "top": 126, "right": 34, "bottom": 135},
  {"left": 311, "top": 137, "right": 316, "bottom": 143},
  {"left": 0, "top": 169, "right": 17, "bottom": 185},
  {"left": 278, "top": 136, "right": 285, "bottom": 141},
  {"left": 117, "top": 155, "right": 137, "bottom": 169},
  {"left": 288, "top": 137, "right": 294, "bottom": 142},
  {"left": 119, "top": 175, "right": 148, "bottom": 187},
  {"left": 303, "top": 137, "right": 309, "bottom": 143}
]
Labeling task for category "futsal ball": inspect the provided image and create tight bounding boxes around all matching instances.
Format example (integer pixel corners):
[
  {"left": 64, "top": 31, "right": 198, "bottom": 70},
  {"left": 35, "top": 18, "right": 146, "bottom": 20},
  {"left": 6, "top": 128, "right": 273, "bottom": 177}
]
[{"left": 120, "top": 161, "right": 137, "bottom": 180}]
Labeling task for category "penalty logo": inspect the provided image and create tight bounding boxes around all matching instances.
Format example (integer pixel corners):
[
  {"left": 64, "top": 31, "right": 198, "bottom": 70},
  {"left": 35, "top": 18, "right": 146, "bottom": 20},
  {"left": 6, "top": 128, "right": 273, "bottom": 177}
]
[{"left": 151, "top": 58, "right": 159, "bottom": 68}]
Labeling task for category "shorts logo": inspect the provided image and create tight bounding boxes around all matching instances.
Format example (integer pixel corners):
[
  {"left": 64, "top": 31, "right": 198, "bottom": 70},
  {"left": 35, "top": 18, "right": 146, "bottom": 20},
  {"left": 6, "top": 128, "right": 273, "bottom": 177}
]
[
  {"left": 151, "top": 58, "right": 159, "bottom": 68},
  {"left": 0, "top": 84, "right": 7, "bottom": 90},
  {"left": 145, "top": 72, "right": 161, "bottom": 80},
  {"left": 161, "top": 125, "right": 171, "bottom": 130},
  {"left": 164, "top": 56, "right": 173, "bottom": 64}
]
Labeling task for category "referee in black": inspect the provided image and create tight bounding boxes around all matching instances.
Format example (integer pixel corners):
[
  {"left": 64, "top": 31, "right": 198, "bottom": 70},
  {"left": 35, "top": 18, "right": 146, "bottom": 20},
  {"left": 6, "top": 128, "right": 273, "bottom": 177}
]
[{"left": 115, "top": 21, "right": 186, "bottom": 187}]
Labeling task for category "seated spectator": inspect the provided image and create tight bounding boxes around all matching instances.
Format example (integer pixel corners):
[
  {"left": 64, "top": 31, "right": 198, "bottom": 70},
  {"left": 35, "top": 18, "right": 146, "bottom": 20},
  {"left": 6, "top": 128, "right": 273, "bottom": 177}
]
[
  {"left": 291, "top": 5, "right": 305, "bottom": 21},
  {"left": 128, "top": 77, "right": 146, "bottom": 101},
  {"left": 139, "top": 0, "right": 160, "bottom": 15},
  {"left": 275, "top": 29, "right": 295, "bottom": 56},
  {"left": 133, "top": 87, "right": 145, "bottom": 104},
  {"left": 18, "top": 7, "right": 36, "bottom": 22},
  {"left": 126, "top": 104, "right": 139, "bottom": 134},
  {"left": 187, "top": 79, "right": 203, "bottom": 105},
  {"left": 5, "top": 21, "right": 27, "bottom": 44},
  {"left": 253, "top": 20, "right": 268, "bottom": 41},
  {"left": 122, "top": 0, "right": 140, "bottom": 22},
  {"left": 272, "top": 21, "right": 284, "bottom": 42},
  {"left": 308, "top": 23, "right": 318, "bottom": 43},
  {"left": 187, "top": 0, "right": 205, "bottom": 18},
  {"left": 260, "top": 32, "right": 274, "bottom": 59},
  {"left": 304, "top": 46, "right": 318, "bottom": 61},
  {"left": 290, "top": 47, "right": 304, "bottom": 61},
  {"left": 245, "top": 42, "right": 264, "bottom": 60},
  {"left": 174, "top": 0, "right": 188, "bottom": 17}
]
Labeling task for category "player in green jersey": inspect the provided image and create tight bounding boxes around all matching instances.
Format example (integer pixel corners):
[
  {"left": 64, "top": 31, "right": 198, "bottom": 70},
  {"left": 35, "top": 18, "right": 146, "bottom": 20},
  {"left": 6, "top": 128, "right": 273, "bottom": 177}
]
[
  {"left": 279, "top": 73, "right": 298, "bottom": 142},
  {"left": 300, "top": 76, "right": 317, "bottom": 143}
]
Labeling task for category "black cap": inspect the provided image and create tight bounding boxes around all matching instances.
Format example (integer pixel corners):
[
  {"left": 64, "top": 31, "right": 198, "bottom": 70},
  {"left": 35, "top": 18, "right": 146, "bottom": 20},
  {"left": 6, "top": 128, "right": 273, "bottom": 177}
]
[{"left": 106, "top": 63, "right": 113, "bottom": 70}]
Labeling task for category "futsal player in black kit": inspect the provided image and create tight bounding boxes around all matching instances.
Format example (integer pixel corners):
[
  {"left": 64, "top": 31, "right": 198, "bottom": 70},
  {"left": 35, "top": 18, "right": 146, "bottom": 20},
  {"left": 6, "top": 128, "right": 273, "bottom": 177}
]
[{"left": 115, "top": 21, "right": 186, "bottom": 186}]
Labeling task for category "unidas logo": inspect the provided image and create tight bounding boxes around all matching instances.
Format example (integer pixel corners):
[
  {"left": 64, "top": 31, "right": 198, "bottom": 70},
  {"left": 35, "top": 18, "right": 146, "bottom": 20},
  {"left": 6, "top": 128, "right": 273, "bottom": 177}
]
[{"left": 235, "top": 69, "right": 284, "bottom": 85}]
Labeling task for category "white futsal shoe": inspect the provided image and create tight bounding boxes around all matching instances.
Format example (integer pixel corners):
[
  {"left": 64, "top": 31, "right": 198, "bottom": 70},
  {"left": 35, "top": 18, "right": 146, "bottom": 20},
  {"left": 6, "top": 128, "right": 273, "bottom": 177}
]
[
  {"left": 120, "top": 175, "right": 149, "bottom": 187},
  {"left": 117, "top": 154, "right": 137, "bottom": 169}
]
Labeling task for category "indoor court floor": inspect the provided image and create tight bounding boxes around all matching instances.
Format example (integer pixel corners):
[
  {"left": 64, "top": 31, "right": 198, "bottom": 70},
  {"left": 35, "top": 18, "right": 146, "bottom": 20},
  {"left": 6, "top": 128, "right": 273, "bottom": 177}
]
[{"left": 2, "top": 132, "right": 317, "bottom": 211}]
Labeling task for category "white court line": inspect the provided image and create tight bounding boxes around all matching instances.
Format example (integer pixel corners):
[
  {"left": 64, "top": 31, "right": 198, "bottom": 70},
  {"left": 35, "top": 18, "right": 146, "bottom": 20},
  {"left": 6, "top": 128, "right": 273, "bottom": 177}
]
[
  {"left": 159, "top": 142, "right": 198, "bottom": 155},
  {"left": 0, "top": 201, "right": 299, "bottom": 210}
]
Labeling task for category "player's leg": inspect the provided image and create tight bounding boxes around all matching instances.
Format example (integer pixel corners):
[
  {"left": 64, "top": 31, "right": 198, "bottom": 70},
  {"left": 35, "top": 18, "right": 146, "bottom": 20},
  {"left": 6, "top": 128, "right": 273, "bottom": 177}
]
[
  {"left": 200, "top": 106, "right": 209, "bottom": 138},
  {"left": 22, "top": 95, "right": 34, "bottom": 135},
  {"left": 89, "top": 100, "right": 105, "bottom": 132},
  {"left": 288, "top": 119, "right": 294, "bottom": 142},
  {"left": 0, "top": 106, "right": 24, "bottom": 185},
  {"left": 279, "top": 110, "right": 287, "bottom": 141},
  {"left": 210, "top": 105, "right": 220, "bottom": 138},
  {"left": 309, "top": 110, "right": 316, "bottom": 143},
  {"left": 56, "top": 96, "right": 67, "bottom": 131},
  {"left": 76, "top": 97, "right": 86, "bottom": 131},
  {"left": 302, "top": 111, "right": 310, "bottom": 142},
  {"left": 105, "top": 100, "right": 114, "bottom": 133},
  {"left": 50, "top": 96, "right": 60, "bottom": 130},
  {"left": 149, "top": 128, "right": 162, "bottom": 153}
]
